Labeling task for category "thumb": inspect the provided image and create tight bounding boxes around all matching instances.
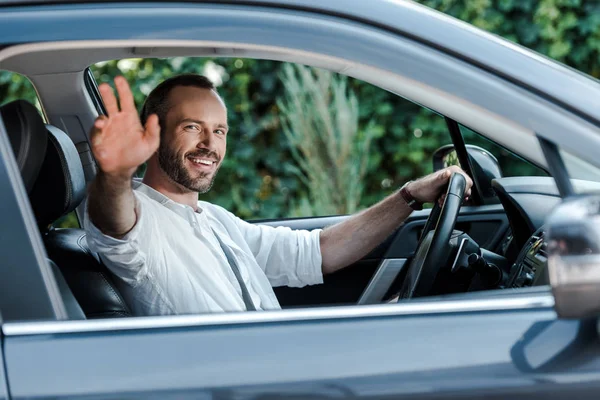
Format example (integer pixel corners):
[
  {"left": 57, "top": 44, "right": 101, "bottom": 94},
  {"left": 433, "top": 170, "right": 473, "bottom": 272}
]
[{"left": 144, "top": 114, "right": 161, "bottom": 150}]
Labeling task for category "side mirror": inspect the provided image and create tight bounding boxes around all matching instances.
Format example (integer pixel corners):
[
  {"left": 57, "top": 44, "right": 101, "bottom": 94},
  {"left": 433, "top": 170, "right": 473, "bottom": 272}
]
[
  {"left": 547, "top": 195, "right": 600, "bottom": 319},
  {"left": 432, "top": 145, "right": 502, "bottom": 199}
]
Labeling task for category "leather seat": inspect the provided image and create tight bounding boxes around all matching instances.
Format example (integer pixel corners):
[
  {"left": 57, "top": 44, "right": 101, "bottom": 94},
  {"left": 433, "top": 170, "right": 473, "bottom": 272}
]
[{"left": 1, "top": 100, "right": 131, "bottom": 319}]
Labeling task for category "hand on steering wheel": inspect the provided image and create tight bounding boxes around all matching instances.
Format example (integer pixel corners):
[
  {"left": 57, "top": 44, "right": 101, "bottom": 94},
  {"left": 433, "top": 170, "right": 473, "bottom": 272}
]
[{"left": 395, "top": 172, "right": 468, "bottom": 300}]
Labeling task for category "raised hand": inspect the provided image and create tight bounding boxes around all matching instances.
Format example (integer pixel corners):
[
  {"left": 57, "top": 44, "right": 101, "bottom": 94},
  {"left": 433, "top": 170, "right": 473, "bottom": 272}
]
[{"left": 90, "top": 76, "right": 160, "bottom": 178}]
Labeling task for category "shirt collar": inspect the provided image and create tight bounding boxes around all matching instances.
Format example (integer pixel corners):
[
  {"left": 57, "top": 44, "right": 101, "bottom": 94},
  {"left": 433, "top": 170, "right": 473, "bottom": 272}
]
[{"left": 132, "top": 179, "right": 203, "bottom": 217}]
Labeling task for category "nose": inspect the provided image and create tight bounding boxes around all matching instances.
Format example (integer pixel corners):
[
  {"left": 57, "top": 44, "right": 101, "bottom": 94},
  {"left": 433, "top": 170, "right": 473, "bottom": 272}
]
[{"left": 196, "top": 127, "right": 214, "bottom": 150}]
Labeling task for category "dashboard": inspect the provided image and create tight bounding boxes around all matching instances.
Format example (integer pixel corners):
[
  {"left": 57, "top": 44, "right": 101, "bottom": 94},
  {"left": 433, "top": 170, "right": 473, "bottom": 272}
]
[
  {"left": 489, "top": 176, "right": 593, "bottom": 289},
  {"left": 506, "top": 227, "right": 549, "bottom": 288}
]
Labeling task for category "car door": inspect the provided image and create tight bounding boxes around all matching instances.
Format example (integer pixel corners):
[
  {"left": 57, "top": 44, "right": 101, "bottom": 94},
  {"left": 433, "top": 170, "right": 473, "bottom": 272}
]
[
  {"left": 1, "top": 98, "right": 591, "bottom": 400},
  {"left": 0, "top": 317, "right": 9, "bottom": 400},
  {"left": 0, "top": 76, "right": 596, "bottom": 400},
  {"left": 2, "top": 1, "right": 600, "bottom": 399},
  {"left": 5, "top": 287, "right": 600, "bottom": 399},
  {"left": 3, "top": 284, "right": 580, "bottom": 399}
]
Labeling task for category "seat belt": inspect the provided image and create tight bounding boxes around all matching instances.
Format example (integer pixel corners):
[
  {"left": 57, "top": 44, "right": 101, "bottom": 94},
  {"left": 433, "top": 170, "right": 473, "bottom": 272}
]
[{"left": 211, "top": 229, "right": 257, "bottom": 311}]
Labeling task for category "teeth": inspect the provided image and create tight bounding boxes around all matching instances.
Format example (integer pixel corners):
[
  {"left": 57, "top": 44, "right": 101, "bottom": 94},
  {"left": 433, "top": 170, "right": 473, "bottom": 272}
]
[{"left": 190, "top": 158, "right": 213, "bottom": 166}]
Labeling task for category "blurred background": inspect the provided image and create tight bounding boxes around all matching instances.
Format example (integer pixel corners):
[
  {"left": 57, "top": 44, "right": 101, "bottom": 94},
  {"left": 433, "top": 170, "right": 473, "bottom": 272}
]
[{"left": 1, "top": 0, "right": 598, "bottom": 225}]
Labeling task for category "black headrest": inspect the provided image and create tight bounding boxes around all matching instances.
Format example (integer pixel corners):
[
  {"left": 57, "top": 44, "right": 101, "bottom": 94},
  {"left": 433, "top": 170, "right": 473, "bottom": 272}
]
[
  {"left": 0, "top": 100, "right": 48, "bottom": 192},
  {"left": 0, "top": 99, "right": 86, "bottom": 228},
  {"left": 29, "top": 125, "right": 86, "bottom": 229}
]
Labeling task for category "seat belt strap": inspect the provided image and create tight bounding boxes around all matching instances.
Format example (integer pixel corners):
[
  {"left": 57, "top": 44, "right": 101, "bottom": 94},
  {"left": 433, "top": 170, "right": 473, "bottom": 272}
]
[{"left": 211, "top": 229, "right": 257, "bottom": 311}]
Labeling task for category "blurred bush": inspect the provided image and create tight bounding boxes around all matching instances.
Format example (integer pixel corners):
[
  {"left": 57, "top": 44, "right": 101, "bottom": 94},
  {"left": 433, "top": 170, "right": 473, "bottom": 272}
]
[{"left": 278, "top": 64, "right": 376, "bottom": 216}]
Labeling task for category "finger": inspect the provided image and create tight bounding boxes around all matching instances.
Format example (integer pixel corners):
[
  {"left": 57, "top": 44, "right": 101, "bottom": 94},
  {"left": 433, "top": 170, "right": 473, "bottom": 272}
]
[
  {"left": 99, "top": 83, "right": 119, "bottom": 116},
  {"left": 466, "top": 176, "right": 474, "bottom": 188},
  {"left": 115, "top": 76, "right": 136, "bottom": 113}
]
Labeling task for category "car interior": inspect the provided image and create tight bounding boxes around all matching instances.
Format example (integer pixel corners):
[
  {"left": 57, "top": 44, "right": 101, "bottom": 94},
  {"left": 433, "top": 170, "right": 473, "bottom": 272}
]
[{"left": 2, "top": 43, "right": 599, "bottom": 321}]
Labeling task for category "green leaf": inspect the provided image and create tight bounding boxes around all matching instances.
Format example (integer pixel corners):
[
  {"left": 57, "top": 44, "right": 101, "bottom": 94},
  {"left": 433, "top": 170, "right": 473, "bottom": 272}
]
[{"left": 549, "top": 40, "right": 572, "bottom": 59}]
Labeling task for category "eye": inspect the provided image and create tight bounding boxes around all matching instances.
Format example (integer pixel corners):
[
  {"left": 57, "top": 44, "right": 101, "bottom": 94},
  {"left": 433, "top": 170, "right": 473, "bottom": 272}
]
[
  {"left": 215, "top": 129, "right": 227, "bottom": 136},
  {"left": 184, "top": 124, "right": 200, "bottom": 131}
]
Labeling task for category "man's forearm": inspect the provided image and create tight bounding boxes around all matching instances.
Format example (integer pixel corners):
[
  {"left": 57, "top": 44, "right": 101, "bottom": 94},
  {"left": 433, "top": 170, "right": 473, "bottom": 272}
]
[
  {"left": 87, "top": 171, "right": 137, "bottom": 238},
  {"left": 319, "top": 191, "right": 413, "bottom": 274}
]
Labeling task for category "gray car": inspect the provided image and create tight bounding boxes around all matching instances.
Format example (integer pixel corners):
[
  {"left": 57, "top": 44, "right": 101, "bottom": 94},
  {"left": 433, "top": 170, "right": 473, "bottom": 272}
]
[{"left": 1, "top": 0, "right": 600, "bottom": 399}]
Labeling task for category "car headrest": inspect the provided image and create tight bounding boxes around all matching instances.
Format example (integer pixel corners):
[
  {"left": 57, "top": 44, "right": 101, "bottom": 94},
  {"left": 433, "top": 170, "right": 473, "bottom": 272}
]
[
  {"left": 0, "top": 100, "right": 48, "bottom": 193},
  {"left": 2, "top": 100, "right": 87, "bottom": 229},
  {"left": 29, "top": 125, "right": 86, "bottom": 229}
]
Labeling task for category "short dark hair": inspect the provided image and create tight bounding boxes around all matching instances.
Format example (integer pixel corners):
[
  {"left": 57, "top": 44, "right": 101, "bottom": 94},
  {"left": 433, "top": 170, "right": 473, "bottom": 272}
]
[{"left": 140, "top": 74, "right": 217, "bottom": 129}]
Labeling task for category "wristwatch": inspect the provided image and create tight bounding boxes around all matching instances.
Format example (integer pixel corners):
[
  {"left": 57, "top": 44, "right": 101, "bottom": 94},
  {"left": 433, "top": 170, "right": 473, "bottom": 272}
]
[{"left": 399, "top": 181, "right": 423, "bottom": 211}]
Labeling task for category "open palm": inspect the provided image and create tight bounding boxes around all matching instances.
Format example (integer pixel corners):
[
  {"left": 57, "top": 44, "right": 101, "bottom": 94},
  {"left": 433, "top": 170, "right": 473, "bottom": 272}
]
[{"left": 90, "top": 76, "right": 160, "bottom": 177}]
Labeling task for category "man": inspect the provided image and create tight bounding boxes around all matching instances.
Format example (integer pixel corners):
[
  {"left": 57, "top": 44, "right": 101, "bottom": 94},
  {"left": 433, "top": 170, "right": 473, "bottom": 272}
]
[{"left": 85, "top": 74, "right": 472, "bottom": 315}]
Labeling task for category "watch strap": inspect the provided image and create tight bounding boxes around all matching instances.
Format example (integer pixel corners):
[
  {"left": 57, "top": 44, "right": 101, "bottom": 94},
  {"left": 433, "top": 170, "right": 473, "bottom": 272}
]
[{"left": 399, "top": 181, "right": 423, "bottom": 211}]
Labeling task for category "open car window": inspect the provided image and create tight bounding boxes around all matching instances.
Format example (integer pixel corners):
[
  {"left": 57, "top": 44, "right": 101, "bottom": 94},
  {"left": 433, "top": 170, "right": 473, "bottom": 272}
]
[{"left": 0, "top": 52, "right": 559, "bottom": 322}]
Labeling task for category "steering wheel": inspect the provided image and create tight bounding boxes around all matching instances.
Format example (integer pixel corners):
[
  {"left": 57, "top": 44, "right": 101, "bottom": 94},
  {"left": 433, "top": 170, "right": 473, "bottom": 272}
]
[{"left": 396, "top": 173, "right": 467, "bottom": 299}]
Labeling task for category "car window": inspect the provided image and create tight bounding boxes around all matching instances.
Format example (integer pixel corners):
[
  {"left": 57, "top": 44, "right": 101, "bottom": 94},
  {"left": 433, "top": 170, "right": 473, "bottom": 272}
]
[
  {"left": 0, "top": 70, "right": 44, "bottom": 117},
  {"left": 91, "top": 58, "right": 451, "bottom": 220},
  {"left": 561, "top": 149, "right": 600, "bottom": 190},
  {"left": 459, "top": 125, "right": 548, "bottom": 178}
]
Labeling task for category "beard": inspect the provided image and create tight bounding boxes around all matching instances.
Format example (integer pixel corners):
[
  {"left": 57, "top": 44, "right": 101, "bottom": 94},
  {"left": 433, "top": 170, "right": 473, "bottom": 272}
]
[{"left": 157, "top": 142, "right": 221, "bottom": 194}]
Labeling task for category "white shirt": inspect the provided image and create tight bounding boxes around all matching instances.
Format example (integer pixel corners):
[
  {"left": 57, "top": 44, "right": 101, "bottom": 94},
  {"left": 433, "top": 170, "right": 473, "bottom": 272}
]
[{"left": 84, "top": 182, "right": 323, "bottom": 316}]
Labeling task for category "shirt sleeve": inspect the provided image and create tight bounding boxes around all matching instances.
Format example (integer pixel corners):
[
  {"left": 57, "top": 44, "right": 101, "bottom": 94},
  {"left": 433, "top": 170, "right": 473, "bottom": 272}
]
[
  {"left": 83, "top": 192, "right": 153, "bottom": 286},
  {"left": 228, "top": 213, "right": 324, "bottom": 288}
]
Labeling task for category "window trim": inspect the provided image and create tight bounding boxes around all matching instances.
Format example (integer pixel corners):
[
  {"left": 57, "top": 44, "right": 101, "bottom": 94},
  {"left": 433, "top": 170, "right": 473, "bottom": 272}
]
[
  {"left": 83, "top": 67, "right": 106, "bottom": 117},
  {"left": 2, "top": 289, "right": 554, "bottom": 336}
]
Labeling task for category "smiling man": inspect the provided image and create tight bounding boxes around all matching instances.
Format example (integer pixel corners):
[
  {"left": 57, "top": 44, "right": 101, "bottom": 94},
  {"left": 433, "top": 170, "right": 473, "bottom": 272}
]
[{"left": 85, "top": 74, "right": 472, "bottom": 316}]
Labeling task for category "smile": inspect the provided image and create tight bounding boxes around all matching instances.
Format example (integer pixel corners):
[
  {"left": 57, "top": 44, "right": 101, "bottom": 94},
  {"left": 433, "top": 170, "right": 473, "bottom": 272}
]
[{"left": 187, "top": 156, "right": 216, "bottom": 167}]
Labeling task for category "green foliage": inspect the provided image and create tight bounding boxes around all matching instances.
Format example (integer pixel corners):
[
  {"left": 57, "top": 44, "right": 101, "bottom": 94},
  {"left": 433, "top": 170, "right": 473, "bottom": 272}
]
[
  {"left": 54, "top": 211, "right": 80, "bottom": 229},
  {"left": 2, "top": 0, "right": 599, "bottom": 222},
  {"left": 420, "top": 0, "right": 600, "bottom": 77},
  {"left": 278, "top": 64, "right": 376, "bottom": 216},
  {"left": 0, "top": 73, "right": 43, "bottom": 114}
]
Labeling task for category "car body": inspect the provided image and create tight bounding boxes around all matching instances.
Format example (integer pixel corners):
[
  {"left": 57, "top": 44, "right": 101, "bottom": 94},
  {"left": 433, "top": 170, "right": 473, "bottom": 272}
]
[{"left": 1, "top": 0, "right": 600, "bottom": 399}]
